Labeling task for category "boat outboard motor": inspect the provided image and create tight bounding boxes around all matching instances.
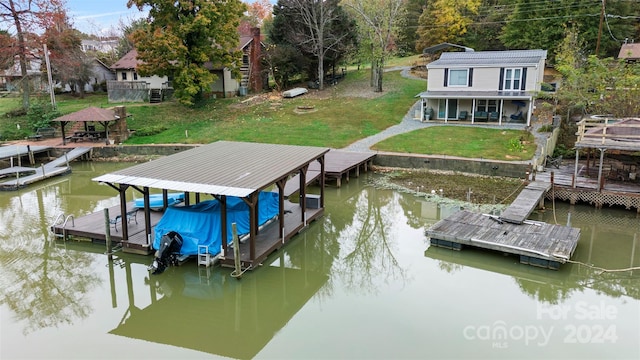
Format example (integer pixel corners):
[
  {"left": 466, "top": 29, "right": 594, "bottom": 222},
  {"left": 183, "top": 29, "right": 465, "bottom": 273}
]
[{"left": 149, "top": 231, "right": 183, "bottom": 274}]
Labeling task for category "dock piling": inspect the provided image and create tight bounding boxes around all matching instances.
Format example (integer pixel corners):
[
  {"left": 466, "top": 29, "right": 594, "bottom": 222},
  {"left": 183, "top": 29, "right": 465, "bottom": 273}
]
[{"left": 104, "top": 208, "right": 113, "bottom": 259}]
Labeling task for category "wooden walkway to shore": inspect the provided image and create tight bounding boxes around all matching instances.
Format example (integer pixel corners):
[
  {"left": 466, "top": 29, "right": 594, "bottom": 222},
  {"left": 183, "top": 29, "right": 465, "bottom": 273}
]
[
  {"left": 500, "top": 181, "right": 551, "bottom": 224},
  {"left": 425, "top": 210, "right": 580, "bottom": 270},
  {"left": 0, "top": 147, "right": 92, "bottom": 190},
  {"left": 312, "top": 150, "right": 375, "bottom": 187},
  {"left": 283, "top": 149, "right": 376, "bottom": 197}
]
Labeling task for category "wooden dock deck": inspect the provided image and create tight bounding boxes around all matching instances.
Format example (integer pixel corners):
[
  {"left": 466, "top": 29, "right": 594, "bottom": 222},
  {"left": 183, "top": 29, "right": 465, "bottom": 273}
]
[
  {"left": 0, "top": 144, "right": 52, "bottom": 163},
  {"left": 310, "top": 150, "right": 375, "bottom": 187},
  {"left": 218, "top": 201, "right": 323, "bottom": 270},
  {"left": 0, "top": 147, "right": 92, "bottom": 190},
  {"left": 499, "top": 181, "right": 551, "bottom": 224},
  {"left": 425, "top": 210, "right": 580, "bottom": 270},
  {"left": 51, "top": 202, "right": 162, "bottom": 255},
  {"left": 283, "top": 149, "right": 376, "bottom": 197}
]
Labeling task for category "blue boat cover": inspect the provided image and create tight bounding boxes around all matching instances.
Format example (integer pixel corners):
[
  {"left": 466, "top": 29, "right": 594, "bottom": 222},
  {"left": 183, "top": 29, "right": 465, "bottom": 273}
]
[{"left": 153, "top": 191, "right": 280, "bottom": 256}]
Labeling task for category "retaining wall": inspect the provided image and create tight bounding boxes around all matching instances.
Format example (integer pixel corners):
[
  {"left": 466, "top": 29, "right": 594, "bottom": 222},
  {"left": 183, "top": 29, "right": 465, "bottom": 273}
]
[{"left": 374, "top": 153, "right": 532, "bottom": 179}]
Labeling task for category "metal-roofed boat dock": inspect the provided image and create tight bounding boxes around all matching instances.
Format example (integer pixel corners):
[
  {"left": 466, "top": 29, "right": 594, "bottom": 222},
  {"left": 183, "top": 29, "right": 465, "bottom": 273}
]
[{"left": 90, "top": 141, "right": 330, "bottom": 271}]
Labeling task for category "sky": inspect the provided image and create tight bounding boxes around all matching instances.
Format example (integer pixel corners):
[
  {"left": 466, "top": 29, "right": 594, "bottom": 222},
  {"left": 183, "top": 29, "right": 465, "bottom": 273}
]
[{"left": 66, "top": 0, "right": 148, "bottom": 36}]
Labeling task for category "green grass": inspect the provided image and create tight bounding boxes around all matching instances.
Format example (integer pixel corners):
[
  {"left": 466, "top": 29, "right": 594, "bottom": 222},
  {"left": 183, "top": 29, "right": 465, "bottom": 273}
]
[
  {"left": 125, "top": 69, "right": 426, "bottom": 148},
  {"left": 372, "top": 126, "right": 536, "bottom": 161},
  {"left": 0, "top": 93, "right": 111, "bottom": 138}
]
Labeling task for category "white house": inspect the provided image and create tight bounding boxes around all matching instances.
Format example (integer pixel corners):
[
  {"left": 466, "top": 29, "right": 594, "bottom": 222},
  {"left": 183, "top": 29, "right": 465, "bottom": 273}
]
[
  {"left": 417, "top": 49, "right": 547, "bottom": 126},
  {"left": 110, "top": 49, "right": 169, "bottom": 89}
]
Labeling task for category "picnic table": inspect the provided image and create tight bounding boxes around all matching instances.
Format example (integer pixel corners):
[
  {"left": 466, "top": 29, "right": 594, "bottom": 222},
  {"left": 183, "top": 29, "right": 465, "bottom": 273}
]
[{"left": 67, "top": 130, "right": 106, "bottom": 142}]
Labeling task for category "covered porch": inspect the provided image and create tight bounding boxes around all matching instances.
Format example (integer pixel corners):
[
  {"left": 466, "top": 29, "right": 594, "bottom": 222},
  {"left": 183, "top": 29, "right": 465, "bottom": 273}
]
[
  {"left": 416, "top": 90, "right": 533, "bottom": 126},
  {"left": 572, "top": 117, "right": 640, "bottom": 192}
]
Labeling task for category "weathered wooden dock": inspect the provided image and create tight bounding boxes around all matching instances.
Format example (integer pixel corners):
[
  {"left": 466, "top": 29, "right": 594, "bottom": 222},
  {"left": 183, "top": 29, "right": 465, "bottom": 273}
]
[
  {"left": 0, "top": 144, "right": 52, "bottom": 163},
  {"left": 425, "top": 210, "right": 580, "bottom": 270},
  {"left": 283, "top": 149, "right": 376, "bottom": 197},
  {"left": 499, "top": 181, "right": 551, "bottom": 224},
  {"left": 0, "top": 147, "right": 92, "bottom": 190},
  {"left": 311, "top": 150, "right": 375, "bottom": 187},
  {"left": 51, "top": 202, "right": 161, "bottom": 255}
]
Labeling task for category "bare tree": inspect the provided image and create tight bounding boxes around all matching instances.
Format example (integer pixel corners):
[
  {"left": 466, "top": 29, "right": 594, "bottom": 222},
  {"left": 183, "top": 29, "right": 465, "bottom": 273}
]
[
  {"left": 277, "top": 0, "right": 355, "bottom": 90},
  {"left": 343, "top": 0, "right": 404, "bottom": 92}
]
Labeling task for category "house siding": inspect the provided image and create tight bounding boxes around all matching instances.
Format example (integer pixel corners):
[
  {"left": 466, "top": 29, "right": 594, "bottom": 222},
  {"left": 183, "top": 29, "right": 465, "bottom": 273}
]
[{"left": 419, "top": 49, "right": 547, "bottom": 126}]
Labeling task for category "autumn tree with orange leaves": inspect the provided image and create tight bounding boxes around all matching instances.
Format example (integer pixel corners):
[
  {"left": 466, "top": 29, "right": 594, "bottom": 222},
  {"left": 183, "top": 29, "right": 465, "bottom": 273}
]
[{"left": 0, "top": 0, "right": 66, "bottom": 109}]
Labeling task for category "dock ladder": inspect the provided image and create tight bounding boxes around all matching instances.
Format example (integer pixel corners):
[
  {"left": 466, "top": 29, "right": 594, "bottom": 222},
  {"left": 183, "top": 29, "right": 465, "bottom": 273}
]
[{"left": 50, "top": 213, "right": 75, "bottom": 241}]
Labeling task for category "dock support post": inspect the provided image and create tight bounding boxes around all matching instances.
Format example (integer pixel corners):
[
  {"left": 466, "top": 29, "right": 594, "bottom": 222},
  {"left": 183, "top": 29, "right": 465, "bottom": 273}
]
[
  {"left": 231, "top": 223, "right": 242, "bottom": 279},
  {"left": 104, "top": 208, "right": 113, "bottom": 260},
  {"left": 573, "top": 149, "right": 579, "bottom": 188},
  {"left": 597, "top": 149, "right": 605, "bottom": 192},
  {"left": 27, "top": 145, "right": 34, "bottom": 165}
]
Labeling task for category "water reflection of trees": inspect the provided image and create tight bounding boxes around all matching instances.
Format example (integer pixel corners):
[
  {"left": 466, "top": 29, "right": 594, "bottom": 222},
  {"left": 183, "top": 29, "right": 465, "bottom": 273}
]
[
  {"left": 336, "top": 187, "right": 407, "bottom": 294},
  {"left": 0, "top": 187, "right": 101, "bottom": 334}
]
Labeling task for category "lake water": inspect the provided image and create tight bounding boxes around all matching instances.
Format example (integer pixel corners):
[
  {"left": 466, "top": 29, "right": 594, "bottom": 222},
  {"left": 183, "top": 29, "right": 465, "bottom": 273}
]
[{"left": 1, "top": 162, "right": 639, "bottom": 359}]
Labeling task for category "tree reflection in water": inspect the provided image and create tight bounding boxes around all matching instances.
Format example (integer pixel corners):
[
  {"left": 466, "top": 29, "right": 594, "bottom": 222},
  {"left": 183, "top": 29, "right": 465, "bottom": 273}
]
[
  {"left": 337, "top": 187, "right": 407, "bottom": 293},
  {"left": 0, "top": 186, "right": 102, "bottom": 335}
]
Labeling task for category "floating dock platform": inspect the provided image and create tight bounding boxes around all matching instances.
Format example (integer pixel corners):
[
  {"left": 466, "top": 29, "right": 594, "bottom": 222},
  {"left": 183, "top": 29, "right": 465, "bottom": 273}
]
[
  {"left": 425, "top": 210, "right": 580, "bottom": 270},
  {"left": 0, "top": 147, "right": 92, "bottom": 190}
]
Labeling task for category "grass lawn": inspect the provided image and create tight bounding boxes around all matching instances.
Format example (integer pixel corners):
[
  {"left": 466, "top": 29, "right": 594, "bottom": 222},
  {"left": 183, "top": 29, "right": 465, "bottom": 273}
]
[
  {"left": 124, "top": 69, "right": 426, "bottom": 148},
  {"left": 372, "top": 126, "right": 536, "bottom": 161}
]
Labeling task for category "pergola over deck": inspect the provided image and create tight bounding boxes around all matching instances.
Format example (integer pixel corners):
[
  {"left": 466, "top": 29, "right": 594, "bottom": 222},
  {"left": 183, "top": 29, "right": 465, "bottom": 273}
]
[
  {"left": 574, "top": 118, "right": 640, "bottom": 191},
  {"left": 93, "top": 141, "right": 329, "bottom": 270}
]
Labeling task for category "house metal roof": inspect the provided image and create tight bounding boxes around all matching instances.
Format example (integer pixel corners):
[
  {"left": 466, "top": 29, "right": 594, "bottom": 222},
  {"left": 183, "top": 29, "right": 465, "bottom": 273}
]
[
  {"left": 428, "top": 49, "right": 547, "bottom": 68},
  {"left": 416, "top": 90, "right": 532, "bottom": 100},
  {"left": 92, "top": 141, "right": 330, "bottom": 198}
]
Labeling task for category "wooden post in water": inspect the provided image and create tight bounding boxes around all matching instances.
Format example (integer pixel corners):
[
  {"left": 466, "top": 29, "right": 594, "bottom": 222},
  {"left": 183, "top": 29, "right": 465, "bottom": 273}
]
[
  {"left": 232, "top": 223, "right": 241, "bottom": 279},
  {"left": 27, "top": 145, "right": 34, "bottom": 165},
  {"left": 104, "top": 208, "right": 113, "bottom": 260}
]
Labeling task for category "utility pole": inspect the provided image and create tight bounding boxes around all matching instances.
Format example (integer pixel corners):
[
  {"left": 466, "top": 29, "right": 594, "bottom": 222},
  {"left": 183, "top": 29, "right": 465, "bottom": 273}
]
[{"left": 595, "top": 0, "right": 606, "bottom": 56}]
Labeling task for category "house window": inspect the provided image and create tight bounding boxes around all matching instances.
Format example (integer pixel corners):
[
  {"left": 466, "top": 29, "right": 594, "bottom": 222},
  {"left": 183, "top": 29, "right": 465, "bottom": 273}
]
[
  {"left": 133, "top": 72, "right": 138, "bottom": 80},
  {"left": 476, "top": 100, "right": 498, "bottom": 112},
  {"left": 121, "top": 72, "right": 127, "bottom": 81},
  {"left": 503, "top": 68, "right": 522, "bottom": 90},
  {"left": 448, "top": 69, "right": 468, "bottom": 86}
]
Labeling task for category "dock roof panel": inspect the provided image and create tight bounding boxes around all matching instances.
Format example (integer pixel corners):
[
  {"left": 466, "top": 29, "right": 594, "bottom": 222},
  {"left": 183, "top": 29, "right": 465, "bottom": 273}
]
[{"left": 93, "top": 141, "right": 330, "bottom": 197}]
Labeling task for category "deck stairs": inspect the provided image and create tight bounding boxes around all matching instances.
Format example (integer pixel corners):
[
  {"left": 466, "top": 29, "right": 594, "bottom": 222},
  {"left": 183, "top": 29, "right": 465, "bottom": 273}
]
[
  {"left": 240, "top": 65, "right": 250, "bottom": 89},
  {"left": 150, "top": 89, "right": 163, "bottom": 103}
]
